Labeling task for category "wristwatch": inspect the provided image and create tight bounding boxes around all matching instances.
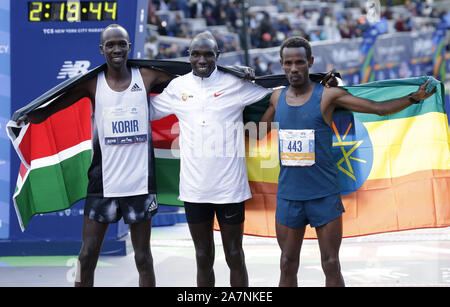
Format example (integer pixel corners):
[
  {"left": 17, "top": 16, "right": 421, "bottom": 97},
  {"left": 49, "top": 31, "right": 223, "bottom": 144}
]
[{"left": 408, "top": 93, "right": 420, "bottom": 104}]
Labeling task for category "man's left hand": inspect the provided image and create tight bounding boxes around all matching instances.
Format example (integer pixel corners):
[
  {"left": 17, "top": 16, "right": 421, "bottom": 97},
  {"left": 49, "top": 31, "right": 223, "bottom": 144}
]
[
  {"left": 411, "top": 79, "right": 437, "bottom": 102},
  {"left": 227, "top": 65, "right": 255, "bottom": 80}
]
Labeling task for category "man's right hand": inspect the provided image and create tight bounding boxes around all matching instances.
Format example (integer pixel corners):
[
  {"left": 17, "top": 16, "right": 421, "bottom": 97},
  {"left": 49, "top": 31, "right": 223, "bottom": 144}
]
[
  {"left": 17, "top": 109, "right": 47, "bottom": 125},
  {"left": 16, "top": 115, "right": 30, "bottom": 126},
  {"left": 320, "top": 69, "right": 339, "bottom": 88}
]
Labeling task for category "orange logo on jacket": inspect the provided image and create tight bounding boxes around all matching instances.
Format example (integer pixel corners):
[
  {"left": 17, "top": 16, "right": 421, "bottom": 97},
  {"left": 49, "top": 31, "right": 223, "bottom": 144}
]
[{"left": 181, "top": 93, "right": 193, "bottom": 101}]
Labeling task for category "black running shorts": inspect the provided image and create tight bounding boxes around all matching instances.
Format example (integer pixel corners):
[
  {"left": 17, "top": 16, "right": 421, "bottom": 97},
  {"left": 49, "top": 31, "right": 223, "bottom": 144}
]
[
  {"left": 184, "top": 201, "right": 245, "bottom": 225},
  {"left": 84, "top": 194, "right": 158, "bottom": 224}
]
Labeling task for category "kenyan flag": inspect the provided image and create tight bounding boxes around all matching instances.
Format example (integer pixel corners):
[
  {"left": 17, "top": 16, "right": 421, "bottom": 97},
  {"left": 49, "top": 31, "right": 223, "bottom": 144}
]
[{"left": 7, "top": 98, "right": 92, "bottom": 230}]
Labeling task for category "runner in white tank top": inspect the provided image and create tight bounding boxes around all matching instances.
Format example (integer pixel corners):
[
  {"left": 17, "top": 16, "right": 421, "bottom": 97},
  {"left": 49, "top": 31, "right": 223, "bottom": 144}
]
[
  {"left": 92, "top": 67, "right": 150, "bottom": 197},
  {"left": 83, "top": 67, "right": 159, "bottom": 226}
]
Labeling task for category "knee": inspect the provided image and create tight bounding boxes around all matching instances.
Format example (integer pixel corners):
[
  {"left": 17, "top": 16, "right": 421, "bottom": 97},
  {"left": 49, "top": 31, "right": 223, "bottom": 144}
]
[
  {"left": 280, "top": 252, "right": 299, "bottom": 272},
  {"left": 195, "top": 246, "right": 215, "bottom": 270},
  {"left": 321, "top": 255, "right": 341, "bottom": 275},
  {"left": 134, "top": 250, "right": 153, "bottom": 271},
  {"left": 224, "top": 247, "right": 245, "bottom": 268},
  {"left": 78, "top": 245, "right": 99, "bottom": 271}
]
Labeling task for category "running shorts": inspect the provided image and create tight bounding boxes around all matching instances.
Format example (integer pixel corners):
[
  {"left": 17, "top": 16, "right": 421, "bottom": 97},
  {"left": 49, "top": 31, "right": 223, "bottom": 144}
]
[
  {"left": 276, "top": 193, "right": 344, "bottom": 228},
  {"left": 84, "top": 193, "right": 158, "bottom": 224},
  {"left": 184, "top": 201, "right": 245, "bottom": 225}
]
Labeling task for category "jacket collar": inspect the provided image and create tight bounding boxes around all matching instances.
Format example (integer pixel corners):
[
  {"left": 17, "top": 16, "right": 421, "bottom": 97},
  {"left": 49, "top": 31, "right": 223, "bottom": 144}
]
[{"left": 191, "top": 66, "right": 218, "bottom": 83}]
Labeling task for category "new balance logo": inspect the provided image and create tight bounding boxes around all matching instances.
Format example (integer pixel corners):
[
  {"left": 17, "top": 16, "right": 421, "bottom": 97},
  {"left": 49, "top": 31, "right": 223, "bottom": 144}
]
[
  {"left": 57, "top": 60, "right": 91, "bottom": 79},
  {"left": 131, "top": 83, "right": 142, "bottom": 92}
]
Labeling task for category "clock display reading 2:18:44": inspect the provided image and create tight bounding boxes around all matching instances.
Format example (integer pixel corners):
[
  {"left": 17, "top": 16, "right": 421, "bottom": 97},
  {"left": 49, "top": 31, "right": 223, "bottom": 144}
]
[{"left": 28, "top": 1, "right": 117, "bottom": 22}]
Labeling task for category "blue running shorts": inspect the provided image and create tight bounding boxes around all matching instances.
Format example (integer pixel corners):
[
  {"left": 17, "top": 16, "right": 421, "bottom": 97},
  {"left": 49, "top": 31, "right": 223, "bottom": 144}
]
[{"left": 276, "top": 193, "right": 344, "bottom": 228}]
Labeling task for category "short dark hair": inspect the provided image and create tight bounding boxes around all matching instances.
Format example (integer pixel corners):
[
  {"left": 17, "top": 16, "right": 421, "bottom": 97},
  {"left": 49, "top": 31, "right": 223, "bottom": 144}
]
[
  {"left": 280, "top": 36, "right": 312, "bottom": 60},
  {"left": 189, "top": 31, "right": 219, "bottom": 54},
  {"left": 101, "top": 24, "right": 130, "bottom": 44}
]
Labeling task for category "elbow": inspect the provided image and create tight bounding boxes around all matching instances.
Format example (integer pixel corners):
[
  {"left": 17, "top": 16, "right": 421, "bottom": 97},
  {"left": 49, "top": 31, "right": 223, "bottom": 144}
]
[
  {"left": 376, "top": 110, "right": 388, "bottom": 117},
  {"left": 374, "top": 104, "right": 389, "bottom": 117},
  {"left": 377, "top": 108, "right": 395, "bottom": 117}
]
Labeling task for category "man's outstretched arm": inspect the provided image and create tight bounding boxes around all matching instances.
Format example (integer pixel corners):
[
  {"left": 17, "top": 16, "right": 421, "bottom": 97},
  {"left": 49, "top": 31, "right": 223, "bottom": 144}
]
[
  {"left": 321, "top": 79, "right": 437, "bottom": 126},
  {"left": 18, "top": 78, "right": 95, "bottom": 125}
]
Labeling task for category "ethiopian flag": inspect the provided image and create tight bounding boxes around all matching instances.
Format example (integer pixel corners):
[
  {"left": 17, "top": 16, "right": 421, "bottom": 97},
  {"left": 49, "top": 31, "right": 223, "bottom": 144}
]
[{"left": 242, "top": 76, "right": 450, "bottom": 238}]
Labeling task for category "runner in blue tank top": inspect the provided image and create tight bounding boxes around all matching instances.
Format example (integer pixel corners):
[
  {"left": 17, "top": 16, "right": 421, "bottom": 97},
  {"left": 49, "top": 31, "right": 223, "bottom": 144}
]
[{"left": 260, "top": 37, "right": 436, "bottom": 287}]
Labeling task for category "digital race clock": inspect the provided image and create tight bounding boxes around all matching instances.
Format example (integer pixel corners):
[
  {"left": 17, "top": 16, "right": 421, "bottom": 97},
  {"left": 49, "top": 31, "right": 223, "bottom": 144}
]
[{"left": 28, "top": 1, "right": 117, "bottom": 22}]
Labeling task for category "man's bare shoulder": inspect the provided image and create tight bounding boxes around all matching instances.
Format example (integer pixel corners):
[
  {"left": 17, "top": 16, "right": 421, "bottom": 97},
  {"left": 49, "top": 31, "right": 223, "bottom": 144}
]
[
  {"left": 139, "top": 66, "right": 176, "bottom": 78},
  {"left": 270, "top": 87, "right": 284, "bottom": 108},
  {"left": 322, "top": 86, "right": 349, "bottom": 103},
  {"left": 323, "top": 86, "right": 348, "bottom": 96},
  {"left": 139, "top": 66, "right": 160, "bottom": 80},
  {"left": 139, "top": 66, "right": 177, "bottom": 88},
  {"left": 69, "top": 74, "right": 97, "bottom": 98},
  {"left": 272, "top": 87, "right": 284, "bottom": 96},
  {"left": 139, "top": 66, "right": 159, "bottom": 74}
]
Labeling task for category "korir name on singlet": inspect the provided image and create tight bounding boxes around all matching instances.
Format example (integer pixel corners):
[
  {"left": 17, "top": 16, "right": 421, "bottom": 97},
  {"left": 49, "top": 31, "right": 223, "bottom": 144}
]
[{"left": 111, "top": 120, "right": 139, "bottom": 134}]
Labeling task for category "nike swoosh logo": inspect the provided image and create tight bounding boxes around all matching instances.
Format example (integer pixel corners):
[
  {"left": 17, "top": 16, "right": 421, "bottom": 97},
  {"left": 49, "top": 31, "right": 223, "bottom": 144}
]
[
  {"left": 214, "top": 92, "right": 225, "bottom": 97},
  {"left": 224, "top": 212, "right": 239, "bottom": 219}
]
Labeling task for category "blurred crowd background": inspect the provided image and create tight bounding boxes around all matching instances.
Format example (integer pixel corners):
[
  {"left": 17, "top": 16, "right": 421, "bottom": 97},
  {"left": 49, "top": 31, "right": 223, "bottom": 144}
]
[{"left": 143, "top": 0, "right": 449, "bottom": 75}]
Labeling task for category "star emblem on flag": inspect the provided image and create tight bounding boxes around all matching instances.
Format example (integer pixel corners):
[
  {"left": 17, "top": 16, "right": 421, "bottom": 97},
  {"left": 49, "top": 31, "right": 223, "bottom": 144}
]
[{"left": 332, "top": 121, "right": 367, "bottom": 181}]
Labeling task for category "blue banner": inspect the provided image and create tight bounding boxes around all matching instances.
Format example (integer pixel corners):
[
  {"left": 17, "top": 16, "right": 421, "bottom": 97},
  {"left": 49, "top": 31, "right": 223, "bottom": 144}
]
[
  {"left": 432, "top": 13, "right": 450, "bottom": 81},
  {"left": 0, "top": 0, "right": 10, "bottom": 239},
  {"left": 132, "top": 0, "right": 149, "bottom": 59},
  {"left": 359, "top": 18, "right": 388, "bottom": 83}
]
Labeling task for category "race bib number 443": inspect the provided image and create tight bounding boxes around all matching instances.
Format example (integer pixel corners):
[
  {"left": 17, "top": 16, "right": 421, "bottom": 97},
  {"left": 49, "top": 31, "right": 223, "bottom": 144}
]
[{"left": 279, "top": 129, "right": 315, "bottom": 166}]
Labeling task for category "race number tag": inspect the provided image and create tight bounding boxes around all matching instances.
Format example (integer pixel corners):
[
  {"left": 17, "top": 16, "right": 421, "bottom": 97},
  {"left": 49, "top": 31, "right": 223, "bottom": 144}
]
[
  {"left": 103, "top": 106, "right": 148, "bottom": 145},
  {"left": 279, "top": 129, "right": 315, "bottom": 166}
]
